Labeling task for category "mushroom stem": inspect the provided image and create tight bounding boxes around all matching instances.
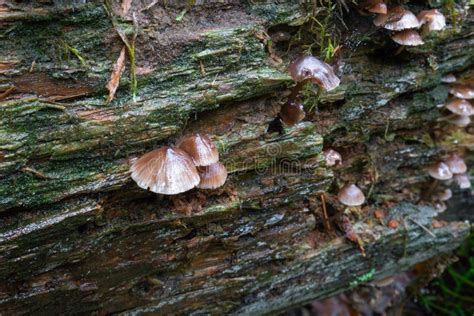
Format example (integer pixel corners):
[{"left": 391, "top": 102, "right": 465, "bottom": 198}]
[
  {"left": 424, "top": 179, "right": 439, "bottom": 202},
  {"left": 394, "top": 45, "right": 406, "bottom": 56},
  {"left": 320, "top": 192, "right": 332, "bottom": 231},
  {"left": 288, "top": 80, "right": 308, "bottom": 101}
]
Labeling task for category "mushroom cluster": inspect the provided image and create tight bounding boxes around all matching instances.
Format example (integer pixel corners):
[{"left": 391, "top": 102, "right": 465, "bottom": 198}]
[
  {"left": 130, "top": 133, "right": 227, "bottom": 195},
  {"left": 369, "top": 5, "right": 446, "bottom": 50}
]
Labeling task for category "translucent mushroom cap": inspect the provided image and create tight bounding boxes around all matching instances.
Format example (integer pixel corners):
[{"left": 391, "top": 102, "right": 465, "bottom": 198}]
[
  {"left": 454, "top": 174, "right": 471, "bottom": 189},
  {"left": 323, "top": 149, "right": 342, "bottom": 167},
  {"left": 197, "top": 162, "right": 228, "bottom": 189},
  {"left": 289, "top": 56, "right": 340, "bottom": 91},
  {"left": 433, "top": 189, "right": 452, "bottom": 202},
  {"left": 449, "top": 85, "right": 474, "bottom": 99},
  {"left": 391, "top": 30, "right": 424, "bottom": 46},
  {"left": 177, "top": 133, "right": 219, "bottom": 166},
  {"left": 446, "top": 114, "right": 471, "bottom": 127},
  {"left": 279, "top": 101, "right": 305, "bottom": 126},
  {"left": 130, "top": 146, "right": 200, "bottom": 195},
  {"left": 445, "top": 99, "right": 473, "bottom": 116},
  {"left": 337, "top": 184, "right": 365, "bottom": 206},
  {"left": 427, "top": 161, "right": 453, "bottom": 180},
  {"left": 418, "top": 9, "right": 446, "bottom": 31},
  {"left": 374, "top": 6, "right": 420, "bottom": 30},
  {"left": 445, "top": 154, "right": 467, "bottom": 174},
  {"left": 441, "top": 74, "right": 456, "bottom": 83},
  {"left": 362, "top": 0, "right": 387, "bottom": 14}
]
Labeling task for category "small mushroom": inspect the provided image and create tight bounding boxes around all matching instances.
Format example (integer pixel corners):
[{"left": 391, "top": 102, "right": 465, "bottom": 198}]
[
  {"left": 433, "top": 188, "right": 452, "bottom": 202},
  {"left": 130, "top": 146, "right": 200, "bottom": 195},
  {"left": 279, "top": 101, "right": 305, "bottom": 126},
  {"left": 197, "top": 162, "right": 228, "bottom": 189},
  {"left": 391, "top": 29, "right": 424, "bottom": 46},
  {"left": 445, "top": 98, "right": 473, "bottom": 116},
  {"left": 289, "top": 55, "right": 340, "bottom": 91},
  {"left": 361, "top": 0, "right": 387, "bottom": 14},
  {"left": 374, "top": 6, "right": 420, "bottom": 30},
  {"left": 418, "top": 9, "right": 446, "bottom": 32},
  {"left": 454, "top": 173, "right": 471, "bottom": 189},
  {"left": 441, "top": 74, "right": 456, "bottom": 83},
  {"left": 444, "top": 153, "right": 467, "bottom": 174},
  {"left": 323, "top": 149, "right": 342, "bottom": 167},
  {"left": 449, "top": 84, "right": 474, "bottom": 99},
  {"left": 445, "top": 114, "right": 471, "bottom": 127},
  {"left": 427, "top": 161, "right": 453, "bottom": 180},
  {"left": 177, "top": 133, "right": 219, "bottom": 166},
  {"left": 338, "top": 184, "right": 365, "bottom": 207}
]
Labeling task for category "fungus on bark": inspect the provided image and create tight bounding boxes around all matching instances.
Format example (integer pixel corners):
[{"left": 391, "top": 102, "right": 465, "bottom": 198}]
[
  {"left": 449, "top": 85, "right": 474, "bottom": 99},
  {"left": 361, "top": 0, "right": 387, "bottom": 14},
  {"left": 323, "top": 149, "right": 342, "bottom": 167},
  {"left": 338, "top": 184, "right": 365, "bottom": 207},
  {"left": 279, "top": 101, "right": 305, "bottom": 126},
  {"left": 427, "top": 161, "right": 453, "bottom": 180},
  {"left": 445, "top": 154, "right": 467, "bottom": 174},
  {"left": 418, "top": 9, "right": 446, "bottom": 32},
  {"left": 454, "top": 174, "right": 471, "bottom": 189},
  {"left": 445, "top": 99, "right": 473, "bottom": 116},
  {"left": 289, "top": 55, "right": 340, "bottom": 92},
  {"left": 441, "top": 74, "right": 456, "bottom": 83},
  {"left": 373, "top": 6, "right": 420, "bottom": 30},
  {"left": 177, "top": 133, "right": 219, "bottom": 167},
  {"left": 130, "top": 146, "right": 200, "bottom": 195},
  {"left": 433, "top": 188, "right": 452, "bottom": 202},
  {"left": 197, "top": 162, "right": 228, "bottom": 189},
  {"left": 391, "top": 30, "right": 424, "bottom": 46},
  {"left": 445, "top": 114, "right": 471, "bottom": 127}
]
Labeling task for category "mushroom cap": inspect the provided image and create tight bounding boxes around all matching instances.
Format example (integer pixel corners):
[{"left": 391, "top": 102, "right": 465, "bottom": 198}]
[
  {"left": 197, "top": 162, "right": 228, "bottom": 189},
  {"left": 427, "top": 161, "right": 453, "bottom": 180},
  {"left": 449, "top": 84, "right": 474, "bottom": 99},
  {"left": 418, "top": 9, "right": 446, "bottom": 31},
  {"left": 374, "top": 6, "right": 420, "bottom": 30},
  {"left": 361, "top": 0, "right": 387, "bottom": 14},
  {"left": 446, "top": 114, "right": 471, "bottom": 127},
  {"left": 323, "top": 149, "right": 342, "bottom": 167},
  {"left": 433, "top": 188, "right": 452, "bottom": 202},
  {"left": 279, "top": 101, "right": 305, "bottom": 126},
  {"left": 338, "top": 184, "right": 365, "bottom": 206},
  {"left": 445, "top": 154, "right": 467, "bottom": 174},
  {"left": 130, "top": 146, "right": 200, "bottom": 195},
  {"left": 441, "top": 74, "right": 456, "bottom": 83},
  {"left": 289, "top": 56, "right": 340, "bottom": 91},
  {"left": 177, "top": 133, "right": 219, "bottom": 167},
  {"left": 391, "top": 30, "right": 424, "bottom": 46},
  {"left": 445, "top": 99, "right": 473, "bottom": 116},
  {"left": 454, "top": 173, "right": 471, "bottom": 189}
]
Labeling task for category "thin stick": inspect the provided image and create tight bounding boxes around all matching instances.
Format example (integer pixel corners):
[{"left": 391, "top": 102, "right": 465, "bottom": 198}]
[
  {"left": 320, "top": 193, "right": 331, "bottom": 231},
  {"left": 407, "top": 216, "right": 436, "bottom": 238}
]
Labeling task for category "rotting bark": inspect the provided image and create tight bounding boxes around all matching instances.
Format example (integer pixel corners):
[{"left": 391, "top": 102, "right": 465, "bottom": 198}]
[{"left": 0, "top": 1, "right": 473, "bottom": 314}]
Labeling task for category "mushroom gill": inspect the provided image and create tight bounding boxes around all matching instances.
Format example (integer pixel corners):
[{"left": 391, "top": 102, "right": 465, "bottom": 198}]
[{"left": 289, "top": 55, "right": 341, "bottom": 91}]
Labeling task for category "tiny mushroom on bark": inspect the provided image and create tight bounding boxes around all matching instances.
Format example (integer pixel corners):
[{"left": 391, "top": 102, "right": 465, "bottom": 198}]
[
  {"left": 427, "top": 161, "right": 453, "bottom": 180},
  {"left": 418, "top": 9, "right": 446, "bottom": 32},
  {"left": 374, "top": 6, "right": 420, "bottom": 30},
  {"left": 130, "top": 146, "right": 200, "bottom": 195},
  {"left": 449, "top": 85, "right": 474, "bottom": 99},
  {"left": 446, "top": 114, "right": 471, "bottom": 127},
  {"left": 445, "top": 99, "right": 473, "bottom": 116},
  {"left": 433, "top": 188, "right": 452, "bottom": 202},
  {"left": 361, "top": 0, "right": 387, "bottom": 14},
  {"left": 441, "top": 74, "right": 456, "bottom": 83},
  {"left": 338, "top": 184, "right": 365, "bottom": 207},
  {"left": 323, "top": 149, "right": 342, "bottom": 167},
  {"left": 391, "top": 29, "right": 424, "bottom": 46},
  {"left": 289, "top": 55, "right": 341, "bottom": 91},
  {"left": 197, "top": 162, "right": 228, "bottom": 189},
  {"left": 177, "top": 133, "right": 219, "bottom": 167},
  {"left": 454, "top": 174, "right": 471, "bottom": 189},
  {"left": 279, "top": 101, "right": 305, "bottom": 126},
  {"left": 445, "top": 154, "right": 467, "bottom": 174}
]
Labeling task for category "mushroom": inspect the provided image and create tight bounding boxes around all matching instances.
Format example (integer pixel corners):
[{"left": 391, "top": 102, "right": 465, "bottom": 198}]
[
  {"left": 449, "top": 84, "right": 474, "bottom": 99},
  {"left": 391, "top": 29, "right": 424, "bottom": 46},
  {"left": 444, "top": 153, "right": 467, "bottom": 174},
  {"left": 454, "top": 173, "right": 471, "bottom": 189},
  {"left": 441, "top": 74, "right": 456, "bottom": 83},
  {"left": 418, "top": 9, "right": 446, "bottom": 32},
  {"left": 427, "top": 161, "right": 453, "bottom": 180},
  {"left": 338, "top": 184, "right": 365, "bottom": 207},
  {"left": 289, "top": 55, "right": 340, "bottom": 92},
  {"left": 361, "top": 0, "right": 387, "bottom": 14},
  {"left": 445, "top": 98, "right": 473, "bottom": 116},
  {"left": 130, "top": 146, "right": 200, "bottom": 195},
  {"left": 445, "top": 114, "right": 471, "bottom": 127},
  {"left": 373, "top": 6, "right": 420, "bottom": 30},
  {"left": 279, "top": 100, "right": 305, "bottom": 126},
  {"left": 432, "top": 188, "right": 452, "bottom": 202},
  {"left": 197, "top": 162, "right": 228, "bottom": 189},
  {"left": 323, "top": 149, "right": 342, "bottom": 167},
  {"left": 177, "top": 133, "right": 219, "bottom": 166}
]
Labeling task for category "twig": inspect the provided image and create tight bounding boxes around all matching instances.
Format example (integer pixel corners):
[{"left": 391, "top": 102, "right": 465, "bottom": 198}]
[
  {"left": 20, "top": 167, "right": 51, "bottom": 179},
  {"left": 320, "top": 192, "right": 331, "bottom": 231},
  {"left": 407, "top": 216, "right": 436, "bottom": 238}
]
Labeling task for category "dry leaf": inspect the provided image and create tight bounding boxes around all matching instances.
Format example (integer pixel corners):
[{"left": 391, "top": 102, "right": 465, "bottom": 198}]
[
  {"left": 121, "top": 0, "right": 132, "bottom": 15},
  {"left": 106, "top": 46, "right": 126, "bottom": 103}
]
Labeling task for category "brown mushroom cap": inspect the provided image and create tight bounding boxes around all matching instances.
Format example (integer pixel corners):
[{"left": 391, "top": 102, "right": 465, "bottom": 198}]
[
  {"left": 177, "top": 133, "right": 219, "bottom": 167},
  {"left": 374, "top": 6, "right": 420, "bottom": 30},
  {"left": 197, "top": 162, "right": 228, "bottom": 189},
  {"left": 427, "top": 161, "right": 453, "bottom": 180},
  {"left": 441, "top": 74, "right": 456, "bottom": 83},
  {"left": 289, "top": 56, "right": 340, "bottom": 91},
  {"left": 361, "top": 0, "right": 387, "bottom": 14},
  {"left": 445, "top": 154, "right": 467, "bottom": 174},
  {"left": 279, "top": 101, "right": 305, "bottom": 126},
  {"left": 391, "top": 30, "right": 424, "bottom": 46},
  {"left": 338, "top": 184, "right": 365, "bottom": 206},
  {"left": 433, "top": 188, "right": 452, "bottom": 202},
  {"left": 445, "top": 99, "right": 473, "bottom": 116},
  {"left": 323, "top": 149, "right": 342, "bottom": 167},
  {"left": 446, "top": 114, "right": 471, "bottom": 127},
  {"left": 449, "top": 84, "right": 474, "bottom": 99},
  {"left": 454, "top": 173, "right": 471, "bottom": 189},
  {"left": 418, "top": 9, "right": 446, "bottom": 31},
  {"left": 130, "top": 146, "right": 200, "bottom": 195}
]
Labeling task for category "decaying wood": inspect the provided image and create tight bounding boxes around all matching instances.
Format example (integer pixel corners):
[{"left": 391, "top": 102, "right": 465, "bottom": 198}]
[{"left": 0, "top": 1, "right": 472, "bottom": 314}]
